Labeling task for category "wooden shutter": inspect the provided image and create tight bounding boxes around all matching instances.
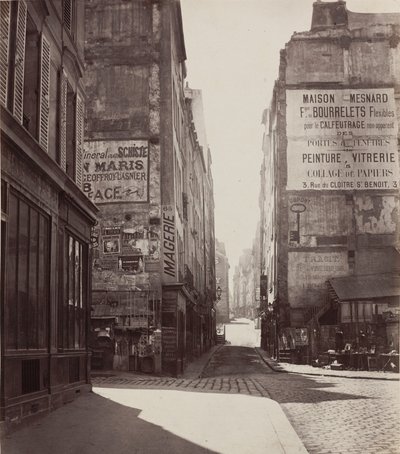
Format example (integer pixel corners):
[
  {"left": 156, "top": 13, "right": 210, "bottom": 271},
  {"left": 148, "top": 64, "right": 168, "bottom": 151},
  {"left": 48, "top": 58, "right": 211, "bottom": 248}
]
[
  {"left": 39, "top": 34, "right": 50, "bottom": 151},
  {"left": 63, "top": 0, "right": 72, "bottom": 34},
  {"left": 0, "top": 1, "right": 11, "bottom": 107},
  {"left": 75, "top": 94, "right": 84, "bottom": 187},
  {"left": 59, "top": 71, "right": 67, "bottom": 171},
  {"left": 13, "top": 0, "right": 27, "bottom": 124}
]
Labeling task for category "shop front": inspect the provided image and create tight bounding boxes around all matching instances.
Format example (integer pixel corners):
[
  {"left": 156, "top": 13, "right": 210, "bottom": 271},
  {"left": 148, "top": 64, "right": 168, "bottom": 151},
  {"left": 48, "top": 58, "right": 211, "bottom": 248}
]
[
  {"left": 90, "top": 290, "right": 161, "bottom": 373},
  {"left": 309, "top": 274, "right": 400, "bottom": 372}
]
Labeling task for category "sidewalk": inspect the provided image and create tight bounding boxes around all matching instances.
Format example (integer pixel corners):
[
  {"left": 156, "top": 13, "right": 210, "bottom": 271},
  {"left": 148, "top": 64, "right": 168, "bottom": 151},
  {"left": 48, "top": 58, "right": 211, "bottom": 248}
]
[
  {"left": 255, "top": 347, "right": 400, "bottom": 381},
  {"left": 2, "top": 344, "right": 308, "bottom": 454},
  {"left": 90, "top": 344, "right": 224, "bottom": 381}
]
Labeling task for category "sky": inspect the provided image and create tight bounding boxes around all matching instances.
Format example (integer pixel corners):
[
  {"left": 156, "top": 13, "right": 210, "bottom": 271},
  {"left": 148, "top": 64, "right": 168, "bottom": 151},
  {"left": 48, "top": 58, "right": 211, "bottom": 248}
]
[{"left": 180, "top": 0, "right": 400, "bottom": 274}]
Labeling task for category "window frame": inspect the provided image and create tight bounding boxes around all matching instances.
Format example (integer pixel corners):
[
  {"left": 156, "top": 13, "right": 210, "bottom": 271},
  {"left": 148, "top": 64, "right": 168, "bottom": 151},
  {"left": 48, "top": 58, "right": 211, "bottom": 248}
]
[{"left": 59, "top": 231, "right": 88, "bottom": 351}]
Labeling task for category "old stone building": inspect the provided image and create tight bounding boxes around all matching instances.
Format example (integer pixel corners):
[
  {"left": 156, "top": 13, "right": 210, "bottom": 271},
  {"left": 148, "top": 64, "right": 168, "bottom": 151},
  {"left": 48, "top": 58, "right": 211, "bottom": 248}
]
[
  {"left": 215, "top": 239, "right": 230, "bottom": 323},
  {"left": 84, "top": 0, "right": 216, "bottom": 376},
  {"left": 232, "top": 248, "right": 257, "bottom": 319},
  {"left": 260, "top": 1, "right": 400, "bottom": 363},
  {"left": 1, "top": 0, "right": 98, "bottom": 431}
]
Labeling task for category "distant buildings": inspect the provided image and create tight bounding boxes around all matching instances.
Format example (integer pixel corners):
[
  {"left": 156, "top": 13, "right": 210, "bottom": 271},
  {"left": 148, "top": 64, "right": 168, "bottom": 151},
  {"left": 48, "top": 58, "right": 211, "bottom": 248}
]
[
  {"left": 259, "top": 1, "right": 400, "bottom": 362},
  {"left": 1, "top": 0, "right": 98, "bottom": 430},
  {"left": 84, "top": 0, "right": 216, "bottom": 376},
  {"left": 215, "top": 239, "right": 230, "bottom": 323},
  {"left": 232, "top": 244, "right": 258, "bottom": 319}
]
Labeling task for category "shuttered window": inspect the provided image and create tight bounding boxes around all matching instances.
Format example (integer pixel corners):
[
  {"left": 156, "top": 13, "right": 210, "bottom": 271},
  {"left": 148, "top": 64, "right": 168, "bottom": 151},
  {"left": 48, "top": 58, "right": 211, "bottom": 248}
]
[
  {"left": 13, "top": 0, "right": 27, "bottom": 124},
  {"left": 59, "top": 71, "right": 67, "bottom": 170},
  {"left": 63, "top": 0, "right": 73, "bottom": 35},
  {"left": 75, "top": 94, "right": 84, "bottom": 187},
  {"left": 0, "top": 1, "right": 11, "bottom": 107},
  {"left": 38, "top": 35, "right": 50, "bottom": 151}
]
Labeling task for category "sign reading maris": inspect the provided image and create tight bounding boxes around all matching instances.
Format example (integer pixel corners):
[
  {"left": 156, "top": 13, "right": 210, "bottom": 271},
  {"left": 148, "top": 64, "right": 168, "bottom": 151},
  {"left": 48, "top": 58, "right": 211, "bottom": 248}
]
[{"left": 82, "top": 140, "right": 149, "bottom": 203}]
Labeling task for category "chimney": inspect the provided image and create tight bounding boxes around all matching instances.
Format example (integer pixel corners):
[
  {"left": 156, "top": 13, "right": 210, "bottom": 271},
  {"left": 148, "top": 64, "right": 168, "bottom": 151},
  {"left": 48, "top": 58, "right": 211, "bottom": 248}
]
[{"left": 311, "top": 1, "right": 348, "bottom": 30}]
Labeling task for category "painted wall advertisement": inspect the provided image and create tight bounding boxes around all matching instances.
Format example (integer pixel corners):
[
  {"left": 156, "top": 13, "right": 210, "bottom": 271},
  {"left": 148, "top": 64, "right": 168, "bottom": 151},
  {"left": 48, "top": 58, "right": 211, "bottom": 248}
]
[
  {"left": 286, "top": 88, "right": 399, "bottom": 191},
  {"left": 162, "top": 205, "right": 176, "bottom": 282},
  {"left": 288, "top": 251, "right": 348, "bottom": 307},
  {"left": 82, "top": 140, "right": 149, "bottom": 203}
]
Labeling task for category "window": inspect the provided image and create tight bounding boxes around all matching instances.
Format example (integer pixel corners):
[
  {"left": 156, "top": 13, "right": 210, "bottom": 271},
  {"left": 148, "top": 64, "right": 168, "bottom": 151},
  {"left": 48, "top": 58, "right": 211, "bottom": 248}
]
[
  {"left": 65, "top": 82, "right": 75, "bottom": 179},
  {"left": 60, "top": 234, "right": 87, "bottom": 350},
  {"left": 63, "top": 0, "right": 74, "bottom": 36},
  {"left": 23, "top": 14, "right": 39, "bottom": 137},
  {"left": 4, "top": 191, "right": 50, "bottom": 351},
  {"left": 64, "top": 82, "right": 84, "bottom": 186},
  {"left": 0, "top": 1, "right": 11, "bottom": 107},
  {"left": 48, "top": 62, "right": 59, "bottom": 160},
  {"left": 1, "top": 2, "right": 51, "bottom": 152}
]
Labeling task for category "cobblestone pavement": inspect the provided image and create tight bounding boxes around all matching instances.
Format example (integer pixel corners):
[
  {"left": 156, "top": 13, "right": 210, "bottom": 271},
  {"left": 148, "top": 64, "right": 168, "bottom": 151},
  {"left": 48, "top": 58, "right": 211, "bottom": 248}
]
[{"left": 93, "top": 345, "right": 400, "bottom": 454}]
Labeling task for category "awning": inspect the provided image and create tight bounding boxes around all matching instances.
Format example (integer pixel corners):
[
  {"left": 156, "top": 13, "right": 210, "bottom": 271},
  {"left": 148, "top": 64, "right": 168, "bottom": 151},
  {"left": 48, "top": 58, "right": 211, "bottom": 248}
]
[{"left": 328, "top": 273, "right": 400, "bottom": 301}]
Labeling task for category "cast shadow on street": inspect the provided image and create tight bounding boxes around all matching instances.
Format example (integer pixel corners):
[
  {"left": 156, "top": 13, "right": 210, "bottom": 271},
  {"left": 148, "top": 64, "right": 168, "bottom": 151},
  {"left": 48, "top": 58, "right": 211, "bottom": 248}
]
[{"left": 1, "top": 392, "right": 218, "bottom": 454}]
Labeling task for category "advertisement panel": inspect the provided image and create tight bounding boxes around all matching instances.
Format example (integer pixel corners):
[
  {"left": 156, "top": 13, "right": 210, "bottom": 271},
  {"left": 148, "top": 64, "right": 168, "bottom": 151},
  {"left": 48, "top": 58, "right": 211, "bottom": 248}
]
[
  {"left": 162, "top": 205, "right": 176, "bottom": 282},
  {"left": 288, "top": 251, "right": 348, "bottom": 307},
  {"left": 82, "top": 140, "right": 149, "bottom": 203},
  {"left": 286, "top": 88, "right": 399, "bottom": 190}
]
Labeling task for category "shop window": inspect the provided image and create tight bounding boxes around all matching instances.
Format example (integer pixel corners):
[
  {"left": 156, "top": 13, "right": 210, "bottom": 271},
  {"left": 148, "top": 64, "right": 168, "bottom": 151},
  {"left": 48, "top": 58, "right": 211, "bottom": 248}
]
[
  {"left": 4, "top": 191, "right": 50, "bottom": 351},
  {"left": 60, "top": 234, "right": 87, "bottom": 350}
]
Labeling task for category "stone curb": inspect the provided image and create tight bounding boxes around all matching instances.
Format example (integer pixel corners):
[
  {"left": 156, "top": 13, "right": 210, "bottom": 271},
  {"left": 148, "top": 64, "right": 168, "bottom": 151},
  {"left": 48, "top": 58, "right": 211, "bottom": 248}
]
[
  {"left": 181, "top": 344, "right": 225, "bottom": 379},
  {"left": 255, "top": 347, "right": 400, "bottom": 381}
]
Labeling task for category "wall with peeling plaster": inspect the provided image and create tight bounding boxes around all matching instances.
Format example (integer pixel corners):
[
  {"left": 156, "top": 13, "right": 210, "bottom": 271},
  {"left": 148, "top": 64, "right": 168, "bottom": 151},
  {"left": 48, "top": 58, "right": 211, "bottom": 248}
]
[
  {"left": 84, "top": 0, "right": 163, "bottom": 295},
  {"left": 262, "top": 2, "right": 400, "bottom": 327}
]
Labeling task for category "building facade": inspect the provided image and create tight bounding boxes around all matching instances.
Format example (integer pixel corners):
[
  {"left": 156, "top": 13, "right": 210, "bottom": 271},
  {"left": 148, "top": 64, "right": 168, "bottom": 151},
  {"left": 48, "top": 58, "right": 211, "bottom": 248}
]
[
  {"left": 84, "top": 0, "right": 216, "bottom": 376},
  {"left": 232, "top": 248, "right": 257, "bottom": 319},
  {"left": 215, "top": 239, "right": 230, "bottom": 323},
  {"left": 260, "top": 1, "right": 400, "bottom": 363},
  {"left": 1, "top": 0, "right": 98, "bottom": 431}
]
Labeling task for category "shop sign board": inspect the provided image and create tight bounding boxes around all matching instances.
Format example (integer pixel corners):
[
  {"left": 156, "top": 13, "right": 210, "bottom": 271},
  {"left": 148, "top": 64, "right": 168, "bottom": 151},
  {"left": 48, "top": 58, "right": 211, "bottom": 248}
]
[
  {"left": 286, "top": 88, "right": 399, "bottom": 191},
  {"left": 82, "top": 140, "right": 149, "bottom": 203},
  {"left": 162, "top": 205, "right": 176, "bottom": 281}
]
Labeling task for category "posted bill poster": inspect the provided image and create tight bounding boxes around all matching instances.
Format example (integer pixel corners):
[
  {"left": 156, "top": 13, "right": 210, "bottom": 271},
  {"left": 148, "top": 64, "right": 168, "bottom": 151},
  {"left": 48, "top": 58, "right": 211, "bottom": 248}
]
[
  {"left": 82, "top": 140, "right": 149, "bottom": 203},
  {"left": 286, "top": 88, "right": 399, "bottom": 191}
]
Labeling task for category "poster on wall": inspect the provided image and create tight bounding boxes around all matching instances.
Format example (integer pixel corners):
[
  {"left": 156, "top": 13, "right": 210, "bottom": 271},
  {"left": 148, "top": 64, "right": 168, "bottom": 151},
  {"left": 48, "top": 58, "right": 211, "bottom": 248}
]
[
  {"left": 118, "top": 255, "right": 144, "bottom": 274},
  {"left": 102, "top": 236, "right": 120, "bottom": 254},
  {"left": 82, "top": 140, "right": 149, "bottom": 203},
  {"left": 286, "top": 88, "right": 399, "bottom": 191}
]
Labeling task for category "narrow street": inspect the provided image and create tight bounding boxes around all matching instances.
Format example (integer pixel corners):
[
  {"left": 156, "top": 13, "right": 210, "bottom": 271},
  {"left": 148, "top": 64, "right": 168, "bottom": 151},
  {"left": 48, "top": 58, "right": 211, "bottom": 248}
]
[{"left": 4, "top": 319, "right": 399, "bottom": 453}]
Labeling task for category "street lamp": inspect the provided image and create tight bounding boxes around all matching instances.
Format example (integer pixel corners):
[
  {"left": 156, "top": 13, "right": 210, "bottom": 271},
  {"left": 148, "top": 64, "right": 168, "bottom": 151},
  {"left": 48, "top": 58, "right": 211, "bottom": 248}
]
[{"left": 216, "top": 286, "right": 222, "bottom": 301}]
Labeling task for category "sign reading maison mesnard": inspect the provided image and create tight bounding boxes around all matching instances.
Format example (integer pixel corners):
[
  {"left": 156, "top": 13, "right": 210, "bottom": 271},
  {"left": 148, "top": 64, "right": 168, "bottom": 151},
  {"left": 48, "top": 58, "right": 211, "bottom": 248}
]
[
  {"left": 82, "top": 140, "right": 149, "bottom": 203},
  {"left": 286, "top": 88, "right": 399, "bottom": 191},
  {"left": 162, "top": 205, "right": 176, "bottom": 280}
]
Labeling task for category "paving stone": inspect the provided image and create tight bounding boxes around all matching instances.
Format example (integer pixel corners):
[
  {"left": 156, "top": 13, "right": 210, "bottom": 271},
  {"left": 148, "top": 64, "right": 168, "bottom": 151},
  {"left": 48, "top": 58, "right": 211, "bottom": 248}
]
[{"left": 93, "top": 345, "right": 400, "bottom": 454}]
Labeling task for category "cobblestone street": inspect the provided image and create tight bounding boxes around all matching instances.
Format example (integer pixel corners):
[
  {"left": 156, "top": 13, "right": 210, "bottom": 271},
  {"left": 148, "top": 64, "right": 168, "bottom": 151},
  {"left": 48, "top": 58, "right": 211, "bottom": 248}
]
[{"left": 93, "top": 326, "right": 400, "bottom": 454}]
